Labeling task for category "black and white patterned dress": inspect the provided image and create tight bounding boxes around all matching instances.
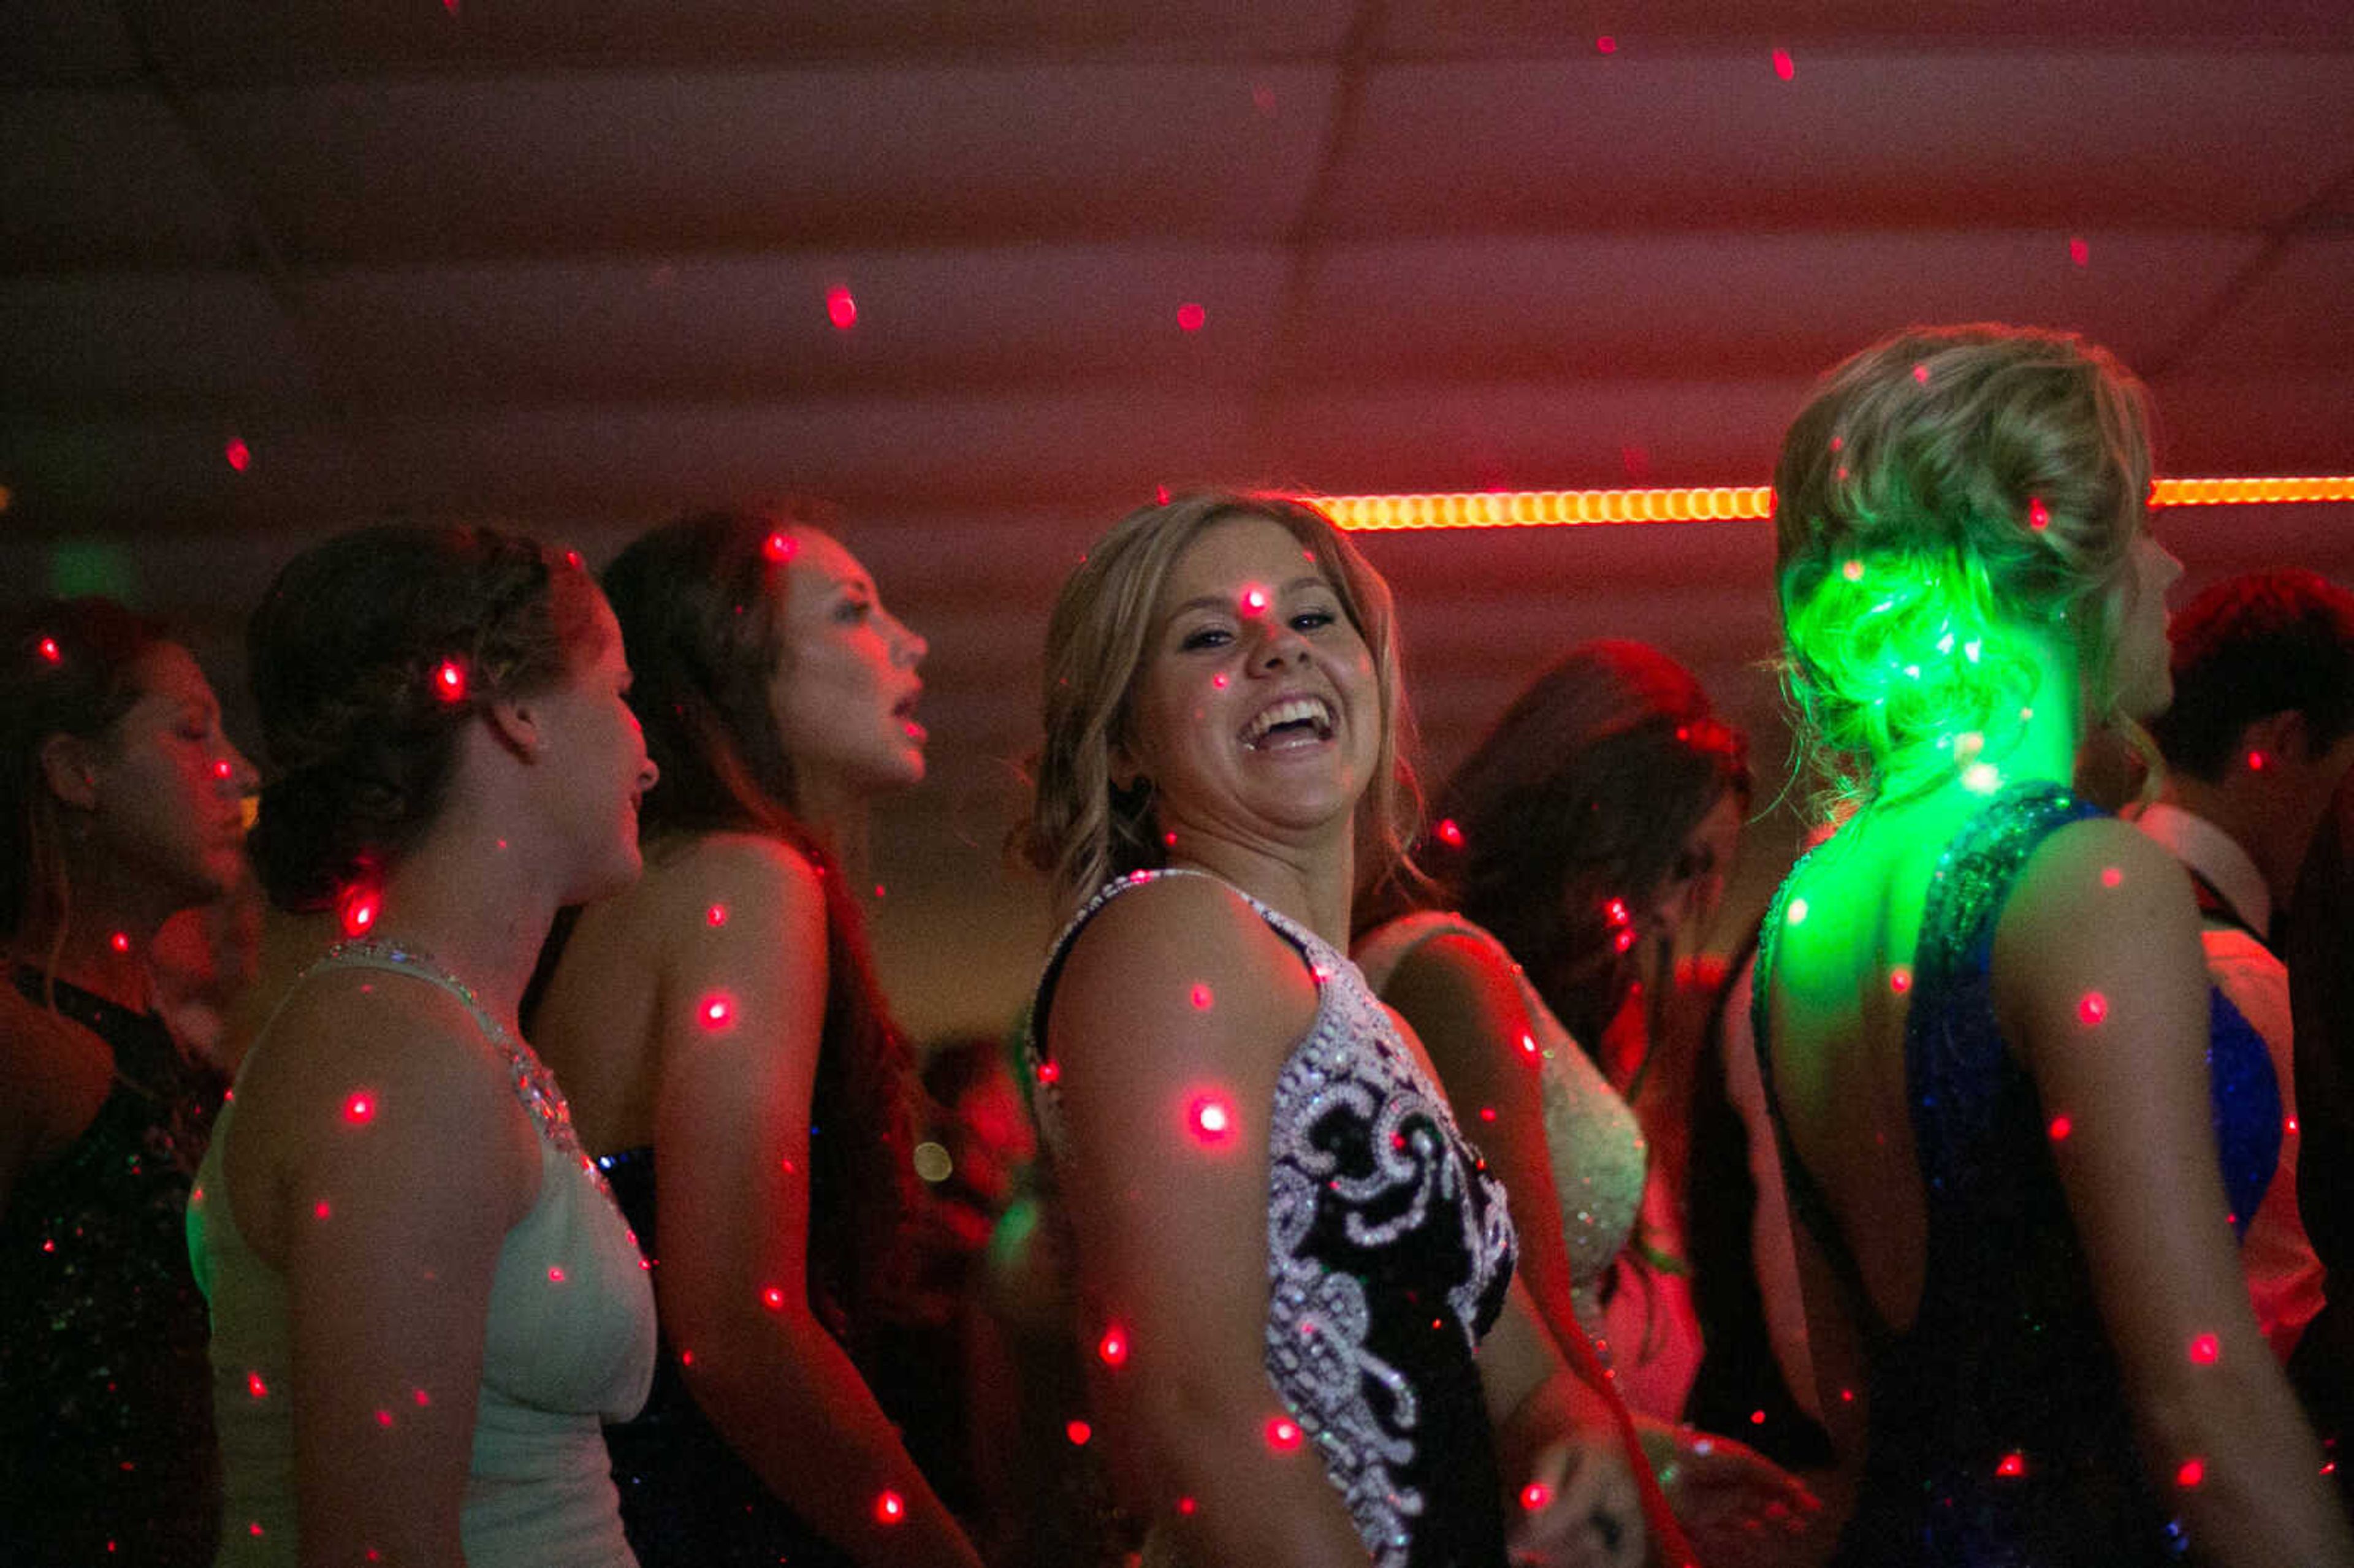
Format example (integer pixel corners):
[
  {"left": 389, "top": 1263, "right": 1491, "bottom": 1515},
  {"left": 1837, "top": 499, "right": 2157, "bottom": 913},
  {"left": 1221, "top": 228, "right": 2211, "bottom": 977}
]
[{"left": 1034, "top": 869, "right": 1519, "bottom": 1568}]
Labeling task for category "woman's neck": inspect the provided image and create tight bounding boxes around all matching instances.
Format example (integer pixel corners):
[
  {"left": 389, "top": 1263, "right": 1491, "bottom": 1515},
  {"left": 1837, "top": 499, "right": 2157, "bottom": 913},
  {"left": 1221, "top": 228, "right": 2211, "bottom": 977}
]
[
  {"left": 1166, "top": 827, "right": 1357, "bottom": 948},
  {"left": 792, "top": 777, "right": 873, "bottom": 892},
  {"left": 359, "top": 838, "right": 562, "bottom": 1038},
  {"left": 9, "top": 858, "right": 186, "bottom": 1013}
]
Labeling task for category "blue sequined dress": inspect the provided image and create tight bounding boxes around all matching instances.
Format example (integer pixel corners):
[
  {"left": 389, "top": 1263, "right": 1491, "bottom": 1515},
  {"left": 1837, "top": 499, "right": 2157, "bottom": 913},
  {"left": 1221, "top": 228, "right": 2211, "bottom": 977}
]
[
  {"left": 1753, "top": 784, "right": 2281, "bottom": 1566},
  {"left": 1033, "top": 870, "right": 1520, "bottom": 1568}
]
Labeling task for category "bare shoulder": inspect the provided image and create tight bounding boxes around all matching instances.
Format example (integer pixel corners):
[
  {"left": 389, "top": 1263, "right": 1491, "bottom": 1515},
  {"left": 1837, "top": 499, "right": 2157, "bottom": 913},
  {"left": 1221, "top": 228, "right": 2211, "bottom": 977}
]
[
  {"left": 647, "top": 831, "right": 826, "bottom": 934},
  {"left": 2002, "top": 815, "right": 2198, "bottom": 955},
  {"left": 0, "top": 983, "right": 114, "bottom": 1171}
]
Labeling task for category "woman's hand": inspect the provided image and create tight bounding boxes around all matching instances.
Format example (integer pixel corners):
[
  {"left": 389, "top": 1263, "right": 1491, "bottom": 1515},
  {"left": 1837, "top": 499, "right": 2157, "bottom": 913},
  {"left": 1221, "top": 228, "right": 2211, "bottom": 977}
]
[
  {"left": 1507, "top": 1431, "right": 1646, "bottom": 1568},
  {"left": 1640, "top": 1420, "right": 1823, "bottom": 1568}
]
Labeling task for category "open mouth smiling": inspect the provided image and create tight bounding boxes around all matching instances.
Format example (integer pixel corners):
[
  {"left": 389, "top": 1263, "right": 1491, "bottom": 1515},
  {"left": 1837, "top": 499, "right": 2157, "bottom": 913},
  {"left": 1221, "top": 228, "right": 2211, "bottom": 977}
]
[{"left": 1240, "top": 695, "right": 1335, "bottom": 749}]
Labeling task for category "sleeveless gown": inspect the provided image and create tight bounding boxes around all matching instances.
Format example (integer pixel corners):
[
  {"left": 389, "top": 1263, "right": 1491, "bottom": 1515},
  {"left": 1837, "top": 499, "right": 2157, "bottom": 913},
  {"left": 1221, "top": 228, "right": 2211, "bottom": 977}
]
[
  {"left": 1034, "top": 870, "right": 1519, "bottom": 1568},
  {"left": 1753, "top": 783, "right": 2282, "bottom": 1566},
  {"left": 2, "top": 967, "right": 228, "bottom": 1567},
  {"left": 189, "top": 942, "right": 658, "bottom": 1566}
]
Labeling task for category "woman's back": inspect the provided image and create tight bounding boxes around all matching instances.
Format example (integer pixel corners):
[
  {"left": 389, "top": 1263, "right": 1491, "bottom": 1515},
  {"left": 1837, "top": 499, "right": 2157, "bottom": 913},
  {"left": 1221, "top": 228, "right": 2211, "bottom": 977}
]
[{"left": 1758, "top": 783, "right": 2281, "bottom": 1563}]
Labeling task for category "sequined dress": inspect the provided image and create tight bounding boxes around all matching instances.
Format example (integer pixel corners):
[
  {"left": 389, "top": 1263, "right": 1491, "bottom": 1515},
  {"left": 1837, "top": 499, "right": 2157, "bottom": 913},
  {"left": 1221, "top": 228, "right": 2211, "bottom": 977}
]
[
  {"left": 189, "top": 942, "right": 658, "bottom": 1566},
  {"left": 1753, "top": 784, "right": 2282, "bottom": 1566},
  {"left": 1034, "top": 870, "right": 1520, "bottom": 1568},
  {"left": 1, "top": 965, "right": 227, "bottom": 1567}
]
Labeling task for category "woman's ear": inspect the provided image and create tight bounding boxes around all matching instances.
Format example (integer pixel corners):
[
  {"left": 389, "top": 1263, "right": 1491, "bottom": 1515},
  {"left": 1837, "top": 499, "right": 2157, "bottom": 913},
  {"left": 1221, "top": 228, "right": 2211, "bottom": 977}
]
[
  {"left": 483, "top": 698, "right": 543, "bottom": 762},
  {"left": 37, "top": 732, "right": 102, "bottom": 810}
]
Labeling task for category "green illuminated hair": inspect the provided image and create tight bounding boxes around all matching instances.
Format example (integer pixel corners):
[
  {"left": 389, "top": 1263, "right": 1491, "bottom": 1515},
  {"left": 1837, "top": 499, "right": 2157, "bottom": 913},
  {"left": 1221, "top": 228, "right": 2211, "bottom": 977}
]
[
  {"left": 1020, "top": 491, "right": 1422, "bottom": 924},
  {"left": 1773, "top": 324, "right": 2154, "bottom": 812}
]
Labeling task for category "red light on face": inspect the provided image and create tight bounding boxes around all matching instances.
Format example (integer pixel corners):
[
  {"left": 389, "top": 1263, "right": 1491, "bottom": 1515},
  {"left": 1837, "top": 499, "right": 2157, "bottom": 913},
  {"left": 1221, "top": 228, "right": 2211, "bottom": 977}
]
[
  {"left": 701, "top": 994, "right": 734, "bottom": 1030},
  {"left": 761, "top": 1285, "right": 786, "bottom": 1311},
  {"left": 2027, "top": 497, "right": 2051, "bottom": 531},
  {"left": 1772, "top": 48, "right": 1794, "bottom": 80},
  {"left": 1240, "top": 587, "right": 1268, "bottom": 615},
  {"left": 873, "top": 1490, "right": 906, "bottom": 1524},
  {"left": 1264, "top": 1415, "right": 1303, "bottom": 1452},
  {"left": 211, "top": 758, "right": 234, "bottom": 781},
  {"left": 2176, "top": 1457, "right": 2205, "bottom": 1488},
  {"left": 36, "top": 636, "right": 61, "bottom": 663},
  {"left": 1098, "top": 1326, "right": 1129, "bottom": 1366},
  {"left": 1176, "top": 302, "right": 1206, "bottom": 333},
  {"left": 225, "top": 438, "right": 251, "bottom": 472},
  {"left": 2188, "top": 1333, "right": 2219, "bottom": 1364},
  {"left": 706, "top": 904, "right": 728, "bottom": 927},
  {"left": 1187, "top": 1094, "right": 1235, "bottom": 1146},
  {"left": 763, "top": 531, "right": 798, "bottom": 564},
  {"left": 1521, "top": 1480, "right": 1553, "bottom": 1510},
  {"left": 433, "top": 661, "right": 467, "bottom": 702},
  {"left": 826, "top": 287, "right": 858, "bottom": 331},
  {"left": 109, "top": 931, "right": 131, "bottom": 954},
  {"left": 1190, "top": 984, "right": 1214, "bottom": 1011},
  {"left": 2077, "top": 992, "right": 2108, "bottom": 1026},
  {"left": 343, "top": 1092, "right": 376, "bottom": 1125},
  {"left": 1996, "top": 1452, "right": 2026, "bottom": 1478},
  {"left": 1065, "top": 1419, "right": 1092, "bottom": 1445},
  {"left": 2048, "top": 1114, "right": 2073, "bottom": 1141}
]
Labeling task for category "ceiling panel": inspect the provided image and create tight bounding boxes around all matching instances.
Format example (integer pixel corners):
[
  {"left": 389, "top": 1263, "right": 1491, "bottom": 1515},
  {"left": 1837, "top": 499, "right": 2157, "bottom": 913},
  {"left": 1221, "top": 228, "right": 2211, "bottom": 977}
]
[
  {"left": 0, "top": 93, "right": 249, "bottom": 270},
  {"left": 187, "top": 64, "right": 1338, "bottom": 263},
  {"left": 1276, "top": 230, "right": 2258, "bottom": 386},
  {"left": 1323, "top": 52, "right": 2354, "bottom": 237},
  {"left": 293, "top": 243, "right": 1289, "bottom": 405}
]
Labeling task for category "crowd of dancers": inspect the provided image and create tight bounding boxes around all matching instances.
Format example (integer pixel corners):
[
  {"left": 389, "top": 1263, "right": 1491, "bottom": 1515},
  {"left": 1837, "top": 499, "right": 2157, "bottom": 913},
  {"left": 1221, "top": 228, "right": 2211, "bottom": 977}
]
[{"left": 6, "top": 323, "right": 2353, "bottom": 1567}]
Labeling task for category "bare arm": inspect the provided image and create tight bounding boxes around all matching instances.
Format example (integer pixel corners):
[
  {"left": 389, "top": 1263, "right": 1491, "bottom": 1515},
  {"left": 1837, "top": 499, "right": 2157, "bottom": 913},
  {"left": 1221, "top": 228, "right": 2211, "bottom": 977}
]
[
  {"left": 1996, "top": 820, "right": 2352, "bottom": 1566},
  {"left": 0, "top": 985, "right": 112, "bottom": 1220},
  {"left": 652, "top": 835, "right": 980, "bottom": 1568},
  {"left": 1048, "top": 875, "right": 1371, "bottom": 1566},
  {"left": 269, "top": 978, "right": 540, "bottom": 1568}
]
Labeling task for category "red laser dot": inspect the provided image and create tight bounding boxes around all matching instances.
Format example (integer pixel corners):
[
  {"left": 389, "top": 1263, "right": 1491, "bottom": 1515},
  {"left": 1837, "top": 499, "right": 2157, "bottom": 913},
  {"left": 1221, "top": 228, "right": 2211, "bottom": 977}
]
[
  {"left": 706, "top": 904, "right": 728, "bottom": 927},
  {"left": 874, "top": 883, "right": 886, "bottom": 899},
  {"left": 701, "top": 994, "right": 733, "bottom": 1029},
  {"left": 2176, "top": 1456, "right": 2205, "bottom": 1488},
  {"left": 212, "top": 758, "right": 234, "bottom": 780},
  {"left": 1065, "top": 1419, "right": 1092, "bottom": 1446},
  {"left": 374, "top": 1409, "right": 394, "bottom": 1428},
  {"left": 247, "top": 1371, "right": 268, "bottom": 1398},
  {"left": 1036, "top": 1060, "right": 1061, "bottom": 1085},
  {"left": 1241, "top": 588, "right": 1268, "bottom": 614},
  {"left": 1098, "top": 1326, "right": 1129, "bottom": 1366},
  {"left": 2027, "top": 497, "right": 2051, "bottom": 531},
  {"left": 2069, "top": 236, "right": 2090, "bottom": 267},
  {"left": 1265, "top": 1415, "right": 1303, "bottom": 1452},
  {"left": 224, "top": 438, "right": 251, "bottom": 472},
  {"left": 1605, "top": 897, "right": 1631, "bottom": 927},
  {"left": 1840, "top": 1387, "right": 1855, "bottom": 1402},
  {"left": 1176, "top": 302, "right": 1206, "bottom": 333},
  {"left": 2100, "top": 866, "right": 2122, "bottom": 888},
  {"left": 1997, "top": 1452, "right": 2027, "bottom": 1477},
  {"left": 825, "top": 287, "right": 858, "bottom": 330},
  {"left": 2049, "top": 1114, "right": 2074, "bottom": 1141},
  {"left": 1164, "top": 831, "right": 1179, "bottom": 848},
  {"left": 1155, "top": 484, "right": 1171, "bottom": 505},
  {"left": 1913, "top": 363, "right": 1930, "bottom": 385},
  {"left": 313, "top": 1200, "right": 331, "bottom": 1220},
  {"left": 1842, "top": 558, "right": 1865, "bottom": 582},
  {"left": 1772, "top": 48, "right": 1794, "bottom": 80},
  {"left": 1751, "top": 1409, "right": 1768, "bottom": 1425},
  {"left": 37, "top": 636, "right": 62, "bottom": 663},
  {"left": 1889, "top": 966, "right": 1913, "bottom": 993},
  {"left": 564, "top": 549, "right": 583, "bottom": 570},
  {"left": 2188, "top": 1333, "right": 2219, "bottom": 1364},
  {"left": 1435, "top": 816, "right": 1466, "bottom": 848},
  {"left": 413, "top": 1388, "right": 430, "bottom": 1406},
  {"left": 2078, "top": 992, "right": 2108, "bottom": 1026},
  {"left": 763, "top": 531, "right": 798, "bottom": 563},
  {"left": 1594, "top": 35, "right": 1616, "bottom": 53},
  {"left": 1614, "top": 928, "right": 1638, "bottom": 954},
  {"left": 1520, "top": 1033, "right": 1539, "bottom": 1059},
  {"left": 2288, "top": 1115, "right": 2300, "bottom": 1135},
  {"left": 873, "top": 1490, "right": 905, "bottom": 1524},
  {"left": 1177, "top": 1496, "right": 1197, "bottom": 1515},
  {"left": 1189, "top": 1095, "right": 1235, "bottom": 1145},
  {"left": 2247, "top": 750, "right": 2267, "bottom": 771},
  {"left": 342, "top": 894, "right": 378, "bottom": 937},
  {"left": 433, "top": 661, "right": 467, "bottom": 702},
  {"left": 1211, "top": 672, "right": 1228, "bottom": 689},
  {"left": 678, "top": 1350, "right": 693, "bottom": 1366},
  {"left": 1522, "top": 1480, "right": 1554, "bottom": 1510},
  {"left": 1190, "top": 983, "right": 1214, "bottom": 1011},
  {"left": 109, "top": 931, "right": 131, "bottom": 954},
  {"left": 1479, "top": 1106, "right": 1498, "bottom": 1122},
  {"left": 343, "top": 1092, "right": 376, "bottom": 1125},
  {"left": 547, "top": 1266, "right": 566, "bottom": 1284},
  {"left": 249, "top": 1523, "right": 264, "bottom": 1537},
  {"left": 761, "top": 1285, "right": 786, "bottom": 1311}
]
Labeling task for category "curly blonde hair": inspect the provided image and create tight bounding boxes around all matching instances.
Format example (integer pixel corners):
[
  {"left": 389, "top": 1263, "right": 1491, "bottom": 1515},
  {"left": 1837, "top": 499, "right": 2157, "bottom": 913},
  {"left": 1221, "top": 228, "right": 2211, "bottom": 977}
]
[
  {"left": 1019, "top": 492, "right": 1422, "bottom": 923},
  {"left": 1773, "top": 324, "right": 2155, "bottom": 813}
]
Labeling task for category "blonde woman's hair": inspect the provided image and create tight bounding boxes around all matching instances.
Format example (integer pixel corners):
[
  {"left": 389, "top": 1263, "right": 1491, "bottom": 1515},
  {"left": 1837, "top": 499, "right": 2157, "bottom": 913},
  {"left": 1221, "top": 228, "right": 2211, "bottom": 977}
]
[
  {"left": 1019, "top": 492, "right": 1422, "bottom": 923},
  {"left": 1773, "top": 324, "right": 2157, "bottom": 813}
]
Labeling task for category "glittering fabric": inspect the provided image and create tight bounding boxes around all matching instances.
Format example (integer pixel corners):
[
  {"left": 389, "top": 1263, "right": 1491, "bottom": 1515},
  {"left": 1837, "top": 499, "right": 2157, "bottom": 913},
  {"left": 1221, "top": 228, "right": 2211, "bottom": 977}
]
[
  {"left": 1035, "top": 870, "right": 1518, "bottom": 1568},
  {"left": 1754, "top": 782, "right": 2282, "bottom": 1566},
  {"left": 1, "top": 965, "right": 226, "bottom": 1568}
]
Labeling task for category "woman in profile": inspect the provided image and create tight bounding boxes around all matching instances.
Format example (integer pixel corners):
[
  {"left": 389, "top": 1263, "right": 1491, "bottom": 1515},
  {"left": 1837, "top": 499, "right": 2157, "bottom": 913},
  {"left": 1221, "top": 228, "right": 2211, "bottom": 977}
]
[
  {"left": 1756, "top": 325, "right": 2350, "bottom": 1563},
  {"left": 1019, "top": 491, "right": 1646, "bottom": 1567},
  {"left": 1, "top": 598, "right": 257, "bottom": 1567},
  {"left": 192, "top": 525, "right": 660, "bottom": 1565},
  {"left": 531, "top": 511, "right": 983, "bottom": 1568}
]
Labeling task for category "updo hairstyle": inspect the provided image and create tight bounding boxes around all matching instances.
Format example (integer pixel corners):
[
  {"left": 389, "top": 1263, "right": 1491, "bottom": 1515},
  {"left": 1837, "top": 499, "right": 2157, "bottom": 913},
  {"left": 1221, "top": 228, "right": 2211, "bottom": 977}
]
[
  {"left": 1773, "top": 324, "right": 2153, "bottom": 812},
  {"left": 1021, "top": 492, "right": 1421, "bottom": 923},
  {"left": 1, "top": 598, "right": 170, "bottom": 943},
  {"left": 245, "top": 523, "right": 602, "bottom": 913}
]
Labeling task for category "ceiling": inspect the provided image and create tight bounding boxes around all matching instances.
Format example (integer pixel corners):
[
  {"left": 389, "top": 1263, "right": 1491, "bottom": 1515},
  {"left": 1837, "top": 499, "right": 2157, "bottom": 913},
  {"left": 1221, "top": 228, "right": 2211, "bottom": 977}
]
[{"left": 6, "top": 1, "right": 2352, "bottom": 1033}]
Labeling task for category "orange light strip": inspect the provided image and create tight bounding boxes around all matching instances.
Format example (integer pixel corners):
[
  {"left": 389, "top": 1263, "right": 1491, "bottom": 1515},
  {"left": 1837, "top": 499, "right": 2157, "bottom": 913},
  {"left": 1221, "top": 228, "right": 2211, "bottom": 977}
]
[{"left": 1316, "top": 476, "right": 2354, "bottom": 531}]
